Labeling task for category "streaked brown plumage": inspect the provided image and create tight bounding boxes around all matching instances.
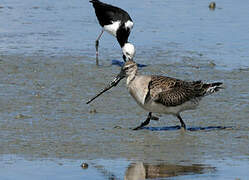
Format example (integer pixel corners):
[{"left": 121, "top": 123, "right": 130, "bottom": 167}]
[{"left": 147, "top": 76, "right": 222, "bottom": 107}]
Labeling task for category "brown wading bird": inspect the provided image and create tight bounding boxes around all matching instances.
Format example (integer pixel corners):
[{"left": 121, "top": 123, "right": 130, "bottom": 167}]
[{"left": 87, "top": 60, "right": 223, "bottom": 130}]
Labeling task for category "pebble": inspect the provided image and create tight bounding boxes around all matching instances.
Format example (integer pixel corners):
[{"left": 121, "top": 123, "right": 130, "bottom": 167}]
[
  {"left": 209, "top": 62, "right": 216, "bottom": 67},
  {"left": 113, "top": 125, "right": 122, "bottom": 129},
  {"left": 89, "top": 109, "right": 97, "bottom": 114},
  {"left": 15, "top": 114, "right": 32, "bottom": 119},
  {"left": 209, "top": 2, "right": 216, "bottom": 10},
  {"left": 81, "top": 162, "right": 89, "bottom": 169}
]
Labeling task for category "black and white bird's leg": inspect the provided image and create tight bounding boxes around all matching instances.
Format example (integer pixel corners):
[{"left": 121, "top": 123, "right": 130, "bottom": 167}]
[
  {"left": 95, "top": 30, "right": 104, "bottom": 65},
  {"left": 133, "top": 112, "right": 153, "bottom": 130},
  {"left": 177, "top": 114, "right": 186, "bottom": 130}
]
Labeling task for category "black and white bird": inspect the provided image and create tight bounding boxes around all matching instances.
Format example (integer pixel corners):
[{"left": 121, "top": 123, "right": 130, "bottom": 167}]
[{"left": 90, "top": 0, "right": 135, "bottom": 65}]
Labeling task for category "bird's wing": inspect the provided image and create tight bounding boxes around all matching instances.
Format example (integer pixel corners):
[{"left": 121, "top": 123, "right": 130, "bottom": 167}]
[
  {"left": 92, "top": 1, "right": 132, "bottom": 26},
  {"left": 148, "top": 76, "right": 205, "bottom": 106}
]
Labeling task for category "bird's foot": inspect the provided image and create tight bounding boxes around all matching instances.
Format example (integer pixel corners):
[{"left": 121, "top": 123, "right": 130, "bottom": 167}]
[
  {"left": 133, "top": 126, "right": 142, "bottom": 130},
  {"left": 151, "top": 115, "right": 159, "bottom": 121},
  {"left": 133, "top": 120, "right": 149, "bottom": 130},
  {"left": 181, "top": 124, "right": 186, "bottom": 130},
  {"left": 133, "top": 112, "right": 153, "bottom": 130},
  {"left": 96, "top": 56, "right": 99, "bottom": 66}
]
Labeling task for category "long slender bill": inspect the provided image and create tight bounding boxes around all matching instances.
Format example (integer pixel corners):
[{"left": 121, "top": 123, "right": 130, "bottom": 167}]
[{"left": 86, "top": 73, "right": 124, "bottom": 104}]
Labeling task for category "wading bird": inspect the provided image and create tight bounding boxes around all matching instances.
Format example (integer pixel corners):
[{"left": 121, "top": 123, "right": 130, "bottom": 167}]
[
  {"left": 87, "top": 61, "right": 223, "bottom": 130},
  {"left": 90, "top": 0, "right": 135, "bottom": 65}
]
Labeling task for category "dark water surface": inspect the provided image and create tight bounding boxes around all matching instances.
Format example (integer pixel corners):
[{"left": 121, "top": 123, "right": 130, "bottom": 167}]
[{"left": 0, "top": 0, "right": 249, "bottom": 179}]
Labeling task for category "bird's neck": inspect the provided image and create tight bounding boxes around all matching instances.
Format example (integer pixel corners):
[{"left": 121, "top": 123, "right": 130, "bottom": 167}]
[
  {"left": 126, "top": 71, "right": 137, "bottom": 86},
  {"left": 117, "top": 25, "right": 130, "bottom": 47}
]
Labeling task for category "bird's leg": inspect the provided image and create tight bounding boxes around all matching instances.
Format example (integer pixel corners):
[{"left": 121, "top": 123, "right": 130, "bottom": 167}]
[
  {"left": 177, "top": 114, "right": 186, "bottom": 130},
  {"left": 95, "top": 30, "right": 104, "bottom": 66},
  {"left": 133, "top": 112, "right": 152, "bottom": 130}
]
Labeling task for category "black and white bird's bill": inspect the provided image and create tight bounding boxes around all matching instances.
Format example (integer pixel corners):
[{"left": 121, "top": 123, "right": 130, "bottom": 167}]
[{"left": 86, "top": 69, "right": 125, "bottom": 104}]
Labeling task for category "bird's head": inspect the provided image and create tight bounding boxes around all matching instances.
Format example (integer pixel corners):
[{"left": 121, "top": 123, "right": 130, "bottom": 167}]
[
  {"left": 121, "top": 60, "right": 138, "bottom": 77},
  {"left": 113, "top": 60, "right": 138, "bottom": 85},
  {"left": 122, "top": 43, "right": 135, "bottom": 61}
]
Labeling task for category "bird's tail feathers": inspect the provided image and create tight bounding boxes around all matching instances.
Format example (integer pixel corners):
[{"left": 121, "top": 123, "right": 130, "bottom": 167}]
[
  {"left": 89, "top": 0, "right": 100, "bottom": 4},
  {"left": 204, "top": 82, "right": 223, "bottom": 95}
]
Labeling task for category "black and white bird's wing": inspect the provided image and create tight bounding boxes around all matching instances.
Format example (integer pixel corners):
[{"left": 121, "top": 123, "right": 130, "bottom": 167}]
[
  {"left": 90, "top": 0, "right": 132, "bottom": 26},
  {"left": 148, "top": 76, "right": 206, "bottom": 107}
]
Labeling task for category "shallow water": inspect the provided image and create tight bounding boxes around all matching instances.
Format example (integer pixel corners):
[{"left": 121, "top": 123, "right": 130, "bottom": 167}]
[
  {"left": 0, "top": 155, "right": 249, "bottom": 180},
  {"left": 0, "top": 0, "right": 249, "bottom": 179}
]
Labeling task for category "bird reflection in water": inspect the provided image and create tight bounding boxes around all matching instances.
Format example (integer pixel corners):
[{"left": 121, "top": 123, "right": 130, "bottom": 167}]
[{"left": 125, "top": 162, "right": 215, "bottom": 180}]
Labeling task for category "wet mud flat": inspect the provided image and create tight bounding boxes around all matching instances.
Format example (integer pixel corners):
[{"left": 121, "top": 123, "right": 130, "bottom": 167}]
[{"left": 0, "top": 55, "right": 248, "bottom": 179}]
